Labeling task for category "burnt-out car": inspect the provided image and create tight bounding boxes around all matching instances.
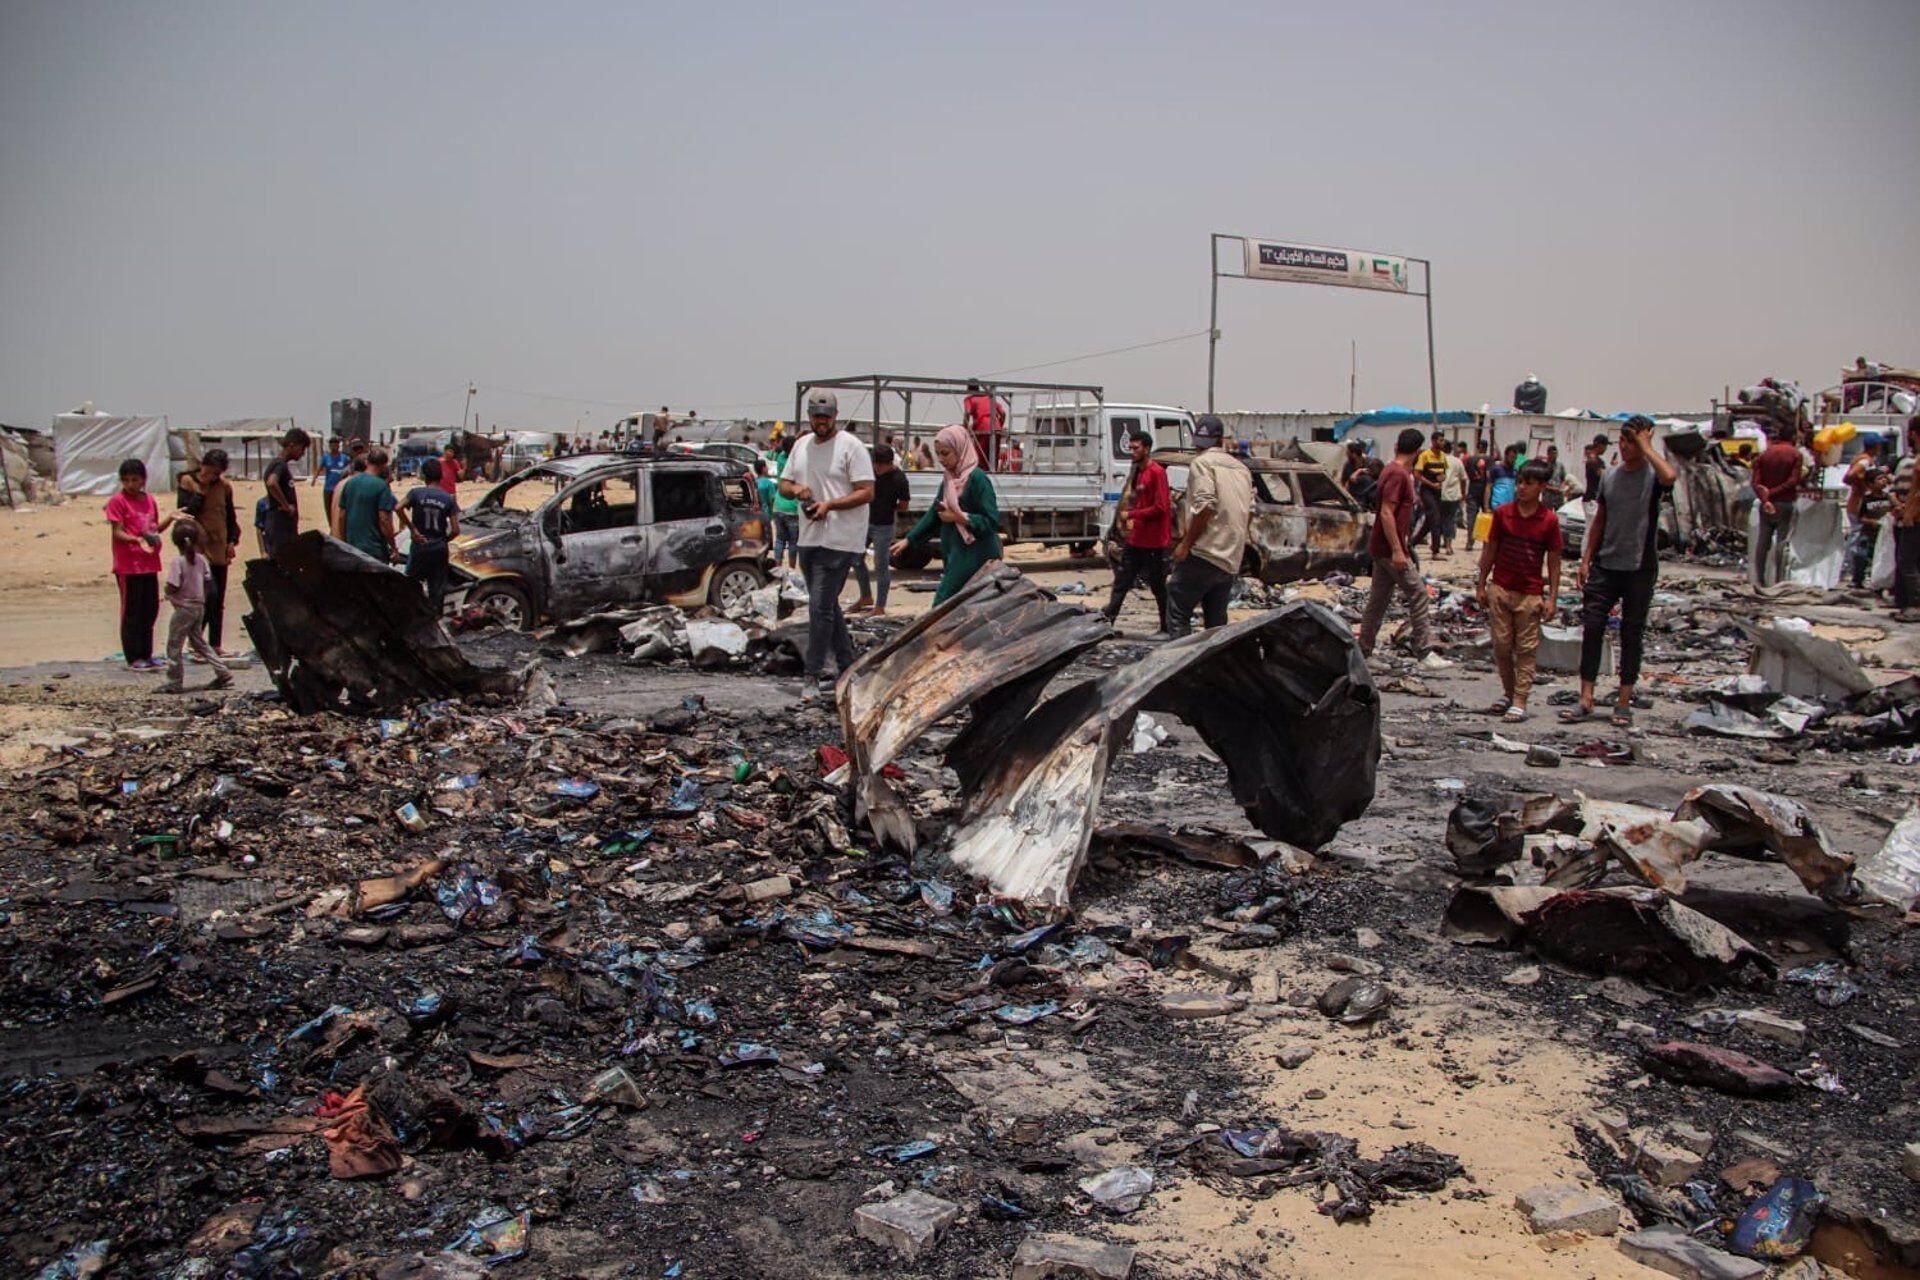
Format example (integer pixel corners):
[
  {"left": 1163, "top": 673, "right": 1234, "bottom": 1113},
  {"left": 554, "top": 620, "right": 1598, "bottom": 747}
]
[
  {"left": 1150, "top": 453, "right": 1372, "bottom": 583},
  {"left": 451, "top": 454, "right": 770, "bottom": 629}
]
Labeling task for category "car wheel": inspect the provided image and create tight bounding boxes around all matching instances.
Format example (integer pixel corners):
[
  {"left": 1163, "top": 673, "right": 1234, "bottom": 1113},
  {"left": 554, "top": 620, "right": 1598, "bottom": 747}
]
[
  {"left": 468, "top": 581, "right": 535, "bottom": 631},
  {"left": 707, "top": 559, "right": 767, "bottom": 610}
]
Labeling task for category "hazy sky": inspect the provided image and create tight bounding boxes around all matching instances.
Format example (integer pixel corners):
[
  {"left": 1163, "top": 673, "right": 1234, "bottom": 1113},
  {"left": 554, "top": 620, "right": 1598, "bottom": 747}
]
[{"left": 4, "top": 0, "right": 1917, "bottom": 433}]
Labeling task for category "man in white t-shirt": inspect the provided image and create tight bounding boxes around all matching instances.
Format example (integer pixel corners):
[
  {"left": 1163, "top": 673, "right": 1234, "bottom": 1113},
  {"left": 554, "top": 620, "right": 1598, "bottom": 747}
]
[{"left": 779, "top": 389, "right": 875, "bottom": 700}]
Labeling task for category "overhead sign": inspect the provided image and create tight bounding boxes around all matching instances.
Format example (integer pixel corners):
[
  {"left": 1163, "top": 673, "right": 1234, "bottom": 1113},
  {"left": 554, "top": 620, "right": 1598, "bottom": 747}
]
[{"left": 1242, "top": 238, "right": 1409, "bottom": 294}]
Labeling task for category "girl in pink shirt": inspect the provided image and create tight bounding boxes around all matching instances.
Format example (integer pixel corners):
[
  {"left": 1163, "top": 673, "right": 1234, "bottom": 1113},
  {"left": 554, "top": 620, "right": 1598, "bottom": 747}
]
[{"left": 104, "top": 458, "right": 174, "bottom": 670}]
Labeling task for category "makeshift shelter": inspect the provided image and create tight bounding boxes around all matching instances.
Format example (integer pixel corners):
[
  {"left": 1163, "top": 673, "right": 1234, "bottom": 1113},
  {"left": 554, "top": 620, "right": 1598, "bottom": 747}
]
[
  {"left": 54, "top": 413, "right": 170, "bottom": 497},
  {"left": 188, "top": 419, "right": 297, "bottom": 480}
]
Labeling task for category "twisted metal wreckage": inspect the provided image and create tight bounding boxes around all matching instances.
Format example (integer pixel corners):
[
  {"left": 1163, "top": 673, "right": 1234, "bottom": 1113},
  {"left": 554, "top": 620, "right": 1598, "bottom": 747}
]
[{"left": 838, "top": 564, "right": 1383, "bottom": 905}]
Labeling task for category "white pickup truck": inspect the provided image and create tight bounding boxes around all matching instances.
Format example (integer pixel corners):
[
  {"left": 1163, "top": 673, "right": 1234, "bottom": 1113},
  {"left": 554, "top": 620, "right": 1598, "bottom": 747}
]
[{"left": 891, "top": 403, "right": 1195, "bottom": 565}]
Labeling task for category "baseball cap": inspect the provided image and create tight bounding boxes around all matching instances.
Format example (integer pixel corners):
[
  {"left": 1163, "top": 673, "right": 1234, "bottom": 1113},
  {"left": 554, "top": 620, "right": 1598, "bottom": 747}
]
[
  {"left": 1193, "top": 414, "right": 1225, "bottom": 441},
  {"left": 805, "top": 389, "right": 838, "bottom": 417}
]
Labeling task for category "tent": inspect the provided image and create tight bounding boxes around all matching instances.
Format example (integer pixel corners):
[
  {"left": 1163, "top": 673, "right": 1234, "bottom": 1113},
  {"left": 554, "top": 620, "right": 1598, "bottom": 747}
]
[{"left": 54, "top": 413, "right": 170, "bottom": 496}]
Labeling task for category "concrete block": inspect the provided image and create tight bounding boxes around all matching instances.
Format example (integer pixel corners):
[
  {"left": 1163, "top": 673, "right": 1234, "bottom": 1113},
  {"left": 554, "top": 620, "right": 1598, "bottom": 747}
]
[
  {"left": 1637, "top": 1135, "right": 1706, "bottom": 1187},
  {"left": 1619, "top": 1225, "right": 1766, "bottom": 1280},
  {"left": 1514, "top": 1183, "right": 1620, "bottom": 1235},
  {"left": 854, "top": 1190, "right": 959, "bottom": 1260},
  {"left": 1012, "top": 1234, "right": 1136, "bottom": 1280}
]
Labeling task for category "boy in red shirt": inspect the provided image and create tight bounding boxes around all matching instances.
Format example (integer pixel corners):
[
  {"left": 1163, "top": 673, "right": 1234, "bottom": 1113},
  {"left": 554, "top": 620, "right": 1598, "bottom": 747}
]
[
  {"left": 438, "top": 443, "right": 463, "bottom": 495},
  {"left": 1474, "top": 460, "right": 1563, "bottom": 721},
  {"left": 1102, "top": 431, "right": 1172, "bottom": 635}
]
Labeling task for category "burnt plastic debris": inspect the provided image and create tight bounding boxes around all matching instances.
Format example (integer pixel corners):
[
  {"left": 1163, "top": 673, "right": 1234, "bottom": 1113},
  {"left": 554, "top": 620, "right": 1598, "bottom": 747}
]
[{"left": 243, "top": 532, "right": 545, "bottom": 714}]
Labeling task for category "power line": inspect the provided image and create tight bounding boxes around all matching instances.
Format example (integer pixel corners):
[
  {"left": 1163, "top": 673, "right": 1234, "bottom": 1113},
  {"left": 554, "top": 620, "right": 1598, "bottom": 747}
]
[{"left": 985, "top": 328, "right": 1210, "bottom": 377}]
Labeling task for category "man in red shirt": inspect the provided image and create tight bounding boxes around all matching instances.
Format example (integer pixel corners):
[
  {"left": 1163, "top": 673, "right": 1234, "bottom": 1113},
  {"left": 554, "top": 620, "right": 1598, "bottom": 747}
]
[
  {"left": 1475, "top": 460, "right": 1563, "bottom": 720},
  {"left": 1751, "top": 427, "right": 1804, "bottom": 587},
  {"left": 1357, "top": 427, "right": 1437, "bottom": 657},
  {"left": 1102, "top": 431, "right": 1171, "bottom": 636},
  {"left": 438, "top": 443, "right": 463, "bottom": 496},
  {"left": 963, "top": 380, "right": 1006, "bottom": 470}
]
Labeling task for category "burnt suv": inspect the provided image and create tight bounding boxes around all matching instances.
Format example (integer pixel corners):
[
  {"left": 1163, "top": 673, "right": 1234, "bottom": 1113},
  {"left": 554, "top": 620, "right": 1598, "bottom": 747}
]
[{"left": 451, "top": 454, "right": 770, "bottom": 629}]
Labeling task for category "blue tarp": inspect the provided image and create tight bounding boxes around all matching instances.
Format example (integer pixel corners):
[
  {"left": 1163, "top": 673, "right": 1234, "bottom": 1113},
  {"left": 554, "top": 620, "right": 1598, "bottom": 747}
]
[{"left": 1331, "top": 406, "right": 1477, "bottom": 441}]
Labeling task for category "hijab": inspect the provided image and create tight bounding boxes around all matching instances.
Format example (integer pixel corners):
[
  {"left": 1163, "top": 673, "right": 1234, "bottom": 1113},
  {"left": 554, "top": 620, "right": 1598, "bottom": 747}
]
[{"left": 935, "top": 423, "right": 981, "bottom": 545}]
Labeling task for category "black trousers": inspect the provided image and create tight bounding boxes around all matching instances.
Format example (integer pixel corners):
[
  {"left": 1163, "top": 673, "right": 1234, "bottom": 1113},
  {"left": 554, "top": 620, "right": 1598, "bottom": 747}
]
[
  {"left": 1418, "top": 488, "right": 1442, "bottom": 554},
  {"left": 1579, "top": 565, "right": 1656, "bottom": 686},
  {"left": 1103, "top": 544, "right": 1169, "bottom": 629},
  {"left": 119, "top": 572, "right": 159, "bottom": 665},
  {"left": 1166, "top": 556, "right": 1234, "bottom": 638},
  {"left": 205, "top": 560, "right": 230, "bottom": 649},
  {"left": 408, "top": 544, "right": 451, "bottom": 617}
]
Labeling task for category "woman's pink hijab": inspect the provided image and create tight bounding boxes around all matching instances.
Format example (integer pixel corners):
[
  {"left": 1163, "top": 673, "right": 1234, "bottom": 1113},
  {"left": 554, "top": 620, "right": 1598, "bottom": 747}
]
[{"left": 935, "top": 424, "right": 980, "bottom": 545}]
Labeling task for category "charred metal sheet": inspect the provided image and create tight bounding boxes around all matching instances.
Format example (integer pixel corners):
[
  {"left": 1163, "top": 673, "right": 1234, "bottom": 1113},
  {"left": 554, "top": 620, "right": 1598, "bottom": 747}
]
[
  {"left": 1673, "top": 785, "right": 1860, "bottom": 904},
  {"left": 1094, "top": 823, "right": 1262, "bottom": 871},
  {"left": 941, "top": 601, "right": 1378, "bottom": 905},
  {"left": 243, "top": 532, "right": 543, "bottom": 715},
  {"left": 1579, "top": 795, "right": 1714, "bottom": 895},
  {"left": 1442, "top": 885, "right": 1774, "bottom": 992},
  {"left": 837, "top": 564, "right": 1113, "bottom": 849}
]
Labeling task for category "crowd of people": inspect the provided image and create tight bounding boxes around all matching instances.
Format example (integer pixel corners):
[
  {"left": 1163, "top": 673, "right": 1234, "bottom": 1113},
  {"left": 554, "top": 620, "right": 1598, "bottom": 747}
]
[
  {"left": 105, "top": 427, "right": 472, "bottom": 690},
  {"left": 106, "top": 401, "right": 1920, "bottom": 715}
]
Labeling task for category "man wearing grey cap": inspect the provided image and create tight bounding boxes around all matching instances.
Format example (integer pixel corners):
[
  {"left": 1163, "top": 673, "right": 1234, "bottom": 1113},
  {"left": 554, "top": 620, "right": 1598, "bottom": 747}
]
[
  {"left": 778, "top": 389, "right": 875, "bottom": 702},
  {"left": 1165, "top": 415, "right": 1253, "bottom": 637}
]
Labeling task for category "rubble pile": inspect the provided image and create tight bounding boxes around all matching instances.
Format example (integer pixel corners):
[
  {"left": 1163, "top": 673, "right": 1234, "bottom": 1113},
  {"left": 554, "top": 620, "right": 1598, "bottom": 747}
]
[{"left": 0, "top": 677, "right": 1427, "bottom": 1278}]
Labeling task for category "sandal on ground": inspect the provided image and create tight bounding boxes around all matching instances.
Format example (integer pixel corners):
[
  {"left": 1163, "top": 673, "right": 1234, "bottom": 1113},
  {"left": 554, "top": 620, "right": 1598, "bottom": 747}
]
[
  {"left": 1558, "top": 704, "right": 1600, "bottom": 723},
  {"left": 1502, "top": 704, "right": 1529, "bottom": 722},
  {"left": 1610, "top": 705, "right": 1634, "bottom": 727},
  {"left": 1485, "top": 698, "right": 1511, "bottom": 716}
]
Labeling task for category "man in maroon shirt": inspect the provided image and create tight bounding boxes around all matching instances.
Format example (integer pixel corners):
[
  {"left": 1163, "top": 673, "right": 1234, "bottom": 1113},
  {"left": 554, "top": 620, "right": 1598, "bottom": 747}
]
[
  {"left": 1357, "top": 427, "right": 1437, "bottom": 657},
  {"left": 1475, "top": 460, "right": 1563, "bottom": 720},
  {"left": 1751, "top": 427, "right": 1804, "bottom": 587},
  {"left": 1103, "top": 431, "right": 1172, "bottom": 636}
]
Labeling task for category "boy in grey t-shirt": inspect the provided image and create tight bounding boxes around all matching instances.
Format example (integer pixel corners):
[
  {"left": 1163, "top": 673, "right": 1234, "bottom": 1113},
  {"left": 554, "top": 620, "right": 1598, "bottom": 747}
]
[{"left": 1560, "top": 416, "right": 1677, "bottom": 727}]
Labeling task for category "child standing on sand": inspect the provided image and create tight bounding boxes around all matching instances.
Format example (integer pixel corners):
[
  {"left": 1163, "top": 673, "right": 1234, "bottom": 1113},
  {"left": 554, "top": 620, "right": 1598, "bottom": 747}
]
[
  {"left": 159, "top": 519, "right": 232, "bottom": 693},
  {"left": 104, "top": 458, "right": 173, "bottom": 671}
]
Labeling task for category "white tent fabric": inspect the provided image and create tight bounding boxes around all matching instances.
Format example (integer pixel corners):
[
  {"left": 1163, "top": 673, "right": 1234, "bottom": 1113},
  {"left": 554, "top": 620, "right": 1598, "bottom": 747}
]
[{"left": 54, "top": 415, "right": 170, "bottom": 496}]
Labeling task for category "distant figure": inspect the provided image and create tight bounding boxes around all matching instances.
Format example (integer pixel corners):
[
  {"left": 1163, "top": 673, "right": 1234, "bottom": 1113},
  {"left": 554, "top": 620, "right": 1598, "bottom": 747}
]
[
  {"left": 106, "top": 457, "right": 175, "bottom": 671},
  {"left": 439, "top": 444, "right": 463, "bottom": 495},
  {"left": 1751, "top": 426, "right": 1805, "bottom": 588},
  {"left": 176, "top": 449, "right": 241, "bottom": 655},
  {"left": 1340, "top": 440, "right": 1368, "bottom": 492},
  {"left": 1892, "top": 416, "right": 1920, "bottom": 620},
  {"left": 1582, "top": 435, "right": 1609, "bottom": 519},
  {"left": 316, "top": 437, "right": 352, "bottom": 518},
  {"left": 159, "top": 519, "right": 231, "bottom": 694},
  {"left": 1474, "top": 460, "right": 1561, "bottom": 723},
  {"left": 1165, "top": 415, "right": 1253, "bottom": 638},
  {"left": 894, "top": 424, "right": 1001, "bottom": 605},
  {"left": 1006, "top": 439, "right": 1024, "bottom": 473},
  {"left": 852, "top": 443, "right": 912, "bottom": 616},
  {"left": 770, "top": 442, "right": 800, "bottom": 570},
  {"left": 1561, "top": 416, "right": 1677, "bottom": 727},
  {"left": 653, "top": 408, "right": 672, "bottom": 450},
  {"left": 962, "top": 380, "right": 1005, "bottom": 470},
  {"left": 1356, "top": 428, "right": 1438, "bottom": 659},
  {"left": 260, "top": 427, "right": 312, "bottom": 556},
  {"left": 401, "top": 457, "right": 462, "bottom": 615},
  {"left": 1541, "top": 444, "right": 1570, "bottom": 511},
  {"left": 779, "top": 389, "right": 874, "bottom": 702},
  {"left": 1102, "top": 430, "right": 1172, "bottom": 636},
  {"left": 1439, "top": 441, "right": 1468, "bottom": 556},
  {"left": 754, "top": 459, "right": 778, "bottom": 524},
  {"left": 1414, "top": 430, "right": 1451, "bottom": 556},
  {"left": 333, "top": 447, "right": 399, "bottom": 563}
]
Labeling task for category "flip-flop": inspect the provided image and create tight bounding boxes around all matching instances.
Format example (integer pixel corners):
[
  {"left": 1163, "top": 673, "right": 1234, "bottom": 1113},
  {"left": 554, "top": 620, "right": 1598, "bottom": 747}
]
[
  {"left": 1558, "top": 705, "right": 1599, "bottom": 723},
  {"left": 1486, "top": 698, "right": 1512, "bottom": 716},
  {"left": 1502, "top": 705, "right": 1529, "bottom": 722}
]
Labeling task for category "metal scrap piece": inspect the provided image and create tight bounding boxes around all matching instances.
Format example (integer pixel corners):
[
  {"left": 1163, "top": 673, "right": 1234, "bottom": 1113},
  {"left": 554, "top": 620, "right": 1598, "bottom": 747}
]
[
  {"left": 840, "top": 569, "right": 1380, "bottom": 905},
  {"left": 944, "top": 602, "right": 1377, "bottom": 905},
  {"left": 1579, "top": 794, "right": 1714, "bottom": 894},
  {"left": 243, "top": 533, "right": 544, "bottom": 714},
  {"left": 1673, "top": 784, "right": 1858, "bottom": 903},
  {"left": 1442, "top": 885, "right": 1775, "bottom": 992},
  {"left": 837, "top": 565, "right": 1113, "bottom": 850}
]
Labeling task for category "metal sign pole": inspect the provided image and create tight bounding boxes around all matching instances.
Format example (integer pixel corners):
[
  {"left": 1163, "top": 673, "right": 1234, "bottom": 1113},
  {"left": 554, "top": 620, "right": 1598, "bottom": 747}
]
[
  {"left": 1206, "top": 233, "right": 1228, "bottom": 414},
  {"left": 1418, "top": 258, "right": 1439, "bottom": 432}
]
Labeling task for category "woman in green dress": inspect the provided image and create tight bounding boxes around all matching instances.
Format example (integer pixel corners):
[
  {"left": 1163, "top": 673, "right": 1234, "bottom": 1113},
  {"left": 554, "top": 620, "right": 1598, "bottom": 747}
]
[{"left": 893, "top": 424, "right": 1003, "bottom": 604}]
